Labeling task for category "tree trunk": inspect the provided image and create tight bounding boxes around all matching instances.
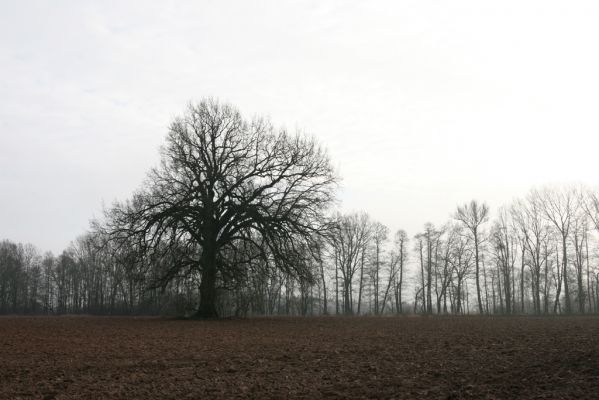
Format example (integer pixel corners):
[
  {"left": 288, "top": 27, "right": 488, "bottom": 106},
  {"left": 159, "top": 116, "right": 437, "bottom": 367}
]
[
  {"left": 357, "top": 251, "right": 365, "bottom": 314},
  {"left": 562, "top": 235, "right": 571, "bottom": 314},
  {"left": 543, "top": 249, "right": 549, "bottom": 314},
  {"left": 196, "top": 245, "right": 218, "bottom": 319},
  {"left": 482, "top": 255, "right": 489, "bottom": 314},
  {"left": 474, "top": 231, "right": 483, "bottom": 314},
  {"left": 504, "top": 258, "right": 511, "bottom": 314},
  {"left": 456, "top": 276, "right": 462, "bottom": 314},
  {"left": 534, "top": 250, "right": 541, "bottom": 315},
  {"left": 553, "top": 245, "right": 562, "bottom": 314},
  {"left": 419, "top": 241, "right": 426, "bottom": 313},
  {"left": 426, "top": 238, "right": 433, "bottom": 314},
  {"left": 586, "top": 233, "right": 592, "bottom": 312},
  {"left": 344, "top": 278, "right": 352, "bottom": 315},
  {"left": 575, "top": 232, "right": 585, "bottom": 314},
  {"left": 320, "top": 259, "right": 328, "bottom": 315},
  {"left": 520, "top": 248, "right": 525, "bottom": 313},
  {"left": 335, "top": 252, "right": 339, "bottom": 315},
  {"left": 491, "top": 272, "right": 496, "bottom": 314},
  {"left": 499, "top": 268, "right": 505, "bottom": 314}
]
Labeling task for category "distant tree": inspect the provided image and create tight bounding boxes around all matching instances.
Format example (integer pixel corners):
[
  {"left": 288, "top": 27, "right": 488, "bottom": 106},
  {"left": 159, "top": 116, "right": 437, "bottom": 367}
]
[
  {"left": 311, "top": 239, "right": 329, "bottom": 315},
  {"left": 534, "top": 187, "right": 578, "bottom": 313},
  {"left": 370, "top": 221, "right": 388, "bottom": 315},
  {"left": 379, "top": 229, "right": 407, "bottom": 314},
  {"left": 571, "top": 212, "right": 588, "bottom": 314},
  {"left": 492, "top": 207, "right": 519, "bottom": 314},
  {"left": 454, "top": 200, "right": 489, "bottom": 314},
  {"left": 0, "top": 241, "right": 21, "bottom": 313},
  {"left": 436, "top": 225, "right": 455, "bottom": 314},
  {"left": 330, "top": 212, "right": 372, "bottom": 315},
  {"left": 22, "top": 244, "right": 42, "bottom": 313},
  {"left": 414, "top": 223, "right": 442, "bottom": 314},
  {"left": 580, "top": 188, "right": 599, "bottom": 311},
  {"left": 105, "top": 99, "right": 337, "bottom": 318},
  {"left": 393, "top": 230, "right": 408, "bottom": 314},
  {"left": 414, "top": 232, "right": 426, "bottom": 313},
  {"left": 446, "top": 225, "right": 473, "bottom": 314}
]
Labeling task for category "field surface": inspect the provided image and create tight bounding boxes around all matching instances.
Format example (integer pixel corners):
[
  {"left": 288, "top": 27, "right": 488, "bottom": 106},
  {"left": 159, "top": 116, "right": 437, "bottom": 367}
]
[{"left": 1, "top": 316, "right": 599, "bottom": 399}]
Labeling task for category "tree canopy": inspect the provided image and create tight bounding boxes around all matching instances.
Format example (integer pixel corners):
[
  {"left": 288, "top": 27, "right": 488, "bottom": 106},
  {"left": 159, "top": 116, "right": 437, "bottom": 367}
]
[{"left": 105, "top": 99, "right": 338, "bottom": 317}]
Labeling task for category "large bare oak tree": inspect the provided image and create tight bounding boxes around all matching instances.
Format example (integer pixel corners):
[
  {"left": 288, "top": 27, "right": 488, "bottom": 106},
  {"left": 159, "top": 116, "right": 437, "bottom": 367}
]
[{"left": 107, "top": 99, "right": 337, "bottom": 318}]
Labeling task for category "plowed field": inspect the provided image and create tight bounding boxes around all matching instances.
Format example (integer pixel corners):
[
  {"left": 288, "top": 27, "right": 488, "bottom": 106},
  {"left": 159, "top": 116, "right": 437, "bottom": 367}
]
[{"left": 1, "top": 316, "right": 598, "bottom": 399}]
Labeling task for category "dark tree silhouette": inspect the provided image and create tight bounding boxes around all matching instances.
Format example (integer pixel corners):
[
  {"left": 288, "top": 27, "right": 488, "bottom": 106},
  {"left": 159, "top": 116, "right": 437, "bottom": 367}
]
[
  {"left": 330, "top": 212, "right": 372, "bottom": 315},
  {"left": 534, "top": 187, "right": 577, "bottom": 314},
  {"left": 107, "top": 99, "right": 337, "bottom": 318},
  {"left": 455, "top": 200, "right": 489, "bottom": 314}
]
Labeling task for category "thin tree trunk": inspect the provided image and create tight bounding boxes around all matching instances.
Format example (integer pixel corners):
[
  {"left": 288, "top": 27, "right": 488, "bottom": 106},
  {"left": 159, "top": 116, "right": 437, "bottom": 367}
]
[
  {"left": 482, "top": 255, "right": 489, "bottom": 314},
  {"left": 543, "top": 249, "right": 549, "bottom": 314},
  {"left": 419, "top": 241, "right": 426, "bottom": 313},
  {"left": 562, "top": 235, "right": 571, "bottom": 314},
  {"left": 335, "top": 252, "right": 339, "bottom": 315},
  {"left": 357, "top": 250, "right": 365, "bottom": 315},
  {"left": 520, "top": 247, "right": 525, "bottom": 313},
  {"left": 586, "top": 233, "right": 592, "bottom": 312},
  {"left": 553, "top": 245, "right": 562, "bottom": 314},
  {"left": 474, "top": 231, "right": 483, "bottom": 314},
  {"left": 319, "top": 259, "right": 328, "bottom": 315}
]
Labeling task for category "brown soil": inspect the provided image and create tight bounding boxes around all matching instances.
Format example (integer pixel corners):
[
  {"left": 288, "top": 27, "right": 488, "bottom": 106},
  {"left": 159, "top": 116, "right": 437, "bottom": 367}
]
[{"left": 1, "top": 316, "right": 598, "bottom": 399}]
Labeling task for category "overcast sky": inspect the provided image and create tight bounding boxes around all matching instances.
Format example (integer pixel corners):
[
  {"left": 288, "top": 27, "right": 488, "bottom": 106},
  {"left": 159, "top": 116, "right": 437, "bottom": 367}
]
[{"left": 2, "top": 1, "right": 599, "bottom": 253}]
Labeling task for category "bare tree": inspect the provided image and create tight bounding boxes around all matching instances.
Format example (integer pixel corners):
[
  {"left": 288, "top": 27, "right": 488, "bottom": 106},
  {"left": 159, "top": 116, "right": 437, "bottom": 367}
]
[
  {"left": 446, "top": 225, "right": 473, "bottom": 314},
  {"left": 572, "top": 213, "right": 588, "bottom": 313},
  {"left": 581, "top": 188, "right": 599, "bottom": 233},
  {"left": 534, "top": 187, "right": 578, "bottom": 314},
  {"left": 436, "top": 225, "right": 456, "bottom": 314},
  {"left": 454, "top": 200, "right": 489, "bottom": 314},
  {"left": 581, "top": 188, "right": 599, "bottom": 312},
  {"left": 511, "top": 197, "right": 547, "bottom": 314},
  {"left": 393, "top": 230, "right": 408, "bottom": 314},
  {"left": 380, "top": 251, "right": 397, "bottom": 314},
  {"left": 370, "top": 221, "right": 388, "bottom": 315},
  {"left": 329, "top": 212, "right": 372, "bottom": 315},
  {"left": 414, "top": 232, "right": 427, "bottom": 313},
  {"left": 105, "top": 99, "right": 337, "bottom": 318},
  {"left": 313, "top": 241, "right": 328, "bottom": 315}
]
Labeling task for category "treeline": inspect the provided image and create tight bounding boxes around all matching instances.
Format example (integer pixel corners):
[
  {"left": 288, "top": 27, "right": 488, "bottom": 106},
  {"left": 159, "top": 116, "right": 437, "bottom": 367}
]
[
  {"left": 2, "top": 186, "right": 599, "bottom": 317},
  {"left": 3, "top": 101, "right": 599, "bottom": 317},
  {"left": 412, "top": 187, "right": 599, "bottom": 315}
]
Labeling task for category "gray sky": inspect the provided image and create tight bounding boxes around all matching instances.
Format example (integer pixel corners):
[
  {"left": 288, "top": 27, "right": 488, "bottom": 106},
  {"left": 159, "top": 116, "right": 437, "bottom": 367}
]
[{"left": 2, "top": 1, "right": 599, "bottom": 254}]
